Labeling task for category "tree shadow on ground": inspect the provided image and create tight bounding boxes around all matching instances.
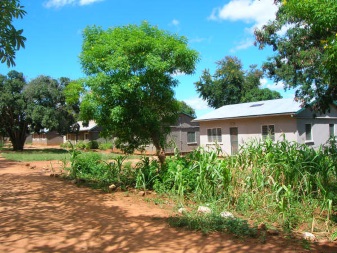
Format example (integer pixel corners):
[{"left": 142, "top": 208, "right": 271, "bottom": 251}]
[{"left": 0, "top": 166, "right": 336, "bottom": 253}]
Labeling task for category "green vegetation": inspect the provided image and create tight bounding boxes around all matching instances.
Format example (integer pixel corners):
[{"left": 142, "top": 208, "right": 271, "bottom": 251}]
[
  {"left": 79, "top": 21, "right": 199, "bottom": 164},
  {"left": 0, "top": 71, "right": 76, "bottom": 151},
  {"left": 255, "top": 0, "right": 337, "bottom": 113},
  {"left": 1, "top": 148, "right": 70, "bottom": 161},
  {"left": 4, "top": 137, "right": 336, "bottom": 239},
  {"left": 195, "top": 56, "right": 281, "bottom": 109},
  {"left": 0, "top": 0, "right": 26, "bottom": 67},
  {"left": 61, "top": 138, "right": 337, "bottom": 239}
]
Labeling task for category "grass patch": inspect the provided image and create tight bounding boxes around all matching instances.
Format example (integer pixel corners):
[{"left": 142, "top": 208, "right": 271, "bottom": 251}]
[
  {"left": 168, "top": 212, "right": 257, "bottom": 237},
  {"left": 1, "top": 148, "right": 70, "bottom": 161}
]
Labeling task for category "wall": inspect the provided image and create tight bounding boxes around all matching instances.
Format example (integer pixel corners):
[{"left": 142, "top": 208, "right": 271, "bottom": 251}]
[
  {"left": 199, "top": 115, "right": 298, "bottom": 155},
  {"left": 296, "top": 105, "right": 337, "bottom": 148},
  {"left": 166, "top": 113, "right": 200, "bottom": 154}
]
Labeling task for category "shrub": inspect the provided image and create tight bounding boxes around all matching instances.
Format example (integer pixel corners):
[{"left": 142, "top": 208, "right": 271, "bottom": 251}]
[
  {"left": 86, "top": 140, "right": 99, "bottom": 150},
  {"left": 99, "top": 142, "right": 113, "bottom": 150}
]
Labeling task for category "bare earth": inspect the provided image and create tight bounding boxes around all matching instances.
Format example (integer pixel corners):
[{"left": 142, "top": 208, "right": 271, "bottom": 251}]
[{"left": 0, "top": 157, "right": 337, "bottom": 253}]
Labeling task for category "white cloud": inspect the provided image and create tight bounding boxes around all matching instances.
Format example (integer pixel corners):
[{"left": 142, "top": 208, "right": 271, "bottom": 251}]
[
  {"left": 43, "top": 0, "right": 103, "bottom": 8},
  {"left": 260, "top": 78, "right": 285, "bottom": 90},
  {"left": 209, "top": 0, "right": 278, "bottom": 31},
  {"left": 171, "top": 19, "right": 180, "bottom": 26},
  {"left": 184, "top": 97, "right": 211, "bottom": 111},
  {"left": 230, "top": 37, "right": 254, "bottom": 52},
  {"left": 209, "top": 0, "right": 278, "bottom": 52},
  {"left": 189, "top": 36, "right": 212, "bottom": 44}
]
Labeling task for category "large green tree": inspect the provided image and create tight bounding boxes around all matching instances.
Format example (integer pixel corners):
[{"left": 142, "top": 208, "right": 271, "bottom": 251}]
[
  {"left": 0, "top": 71, "right": 76, "bottom": 150},
  {"left": 79, "top": 22, "right": 199, "bottom": 163},
  {"left": 177, "top": 100, "right": 196, "bottom": 118},
  {"left": 0, "top": 0, "right": 26, "bottom": 67},
  {"left": 254, "top": 0, "right": 337, "bottom": 112},
  {"left": 195, "top": 56, "right": 281, "bottom": 108}
]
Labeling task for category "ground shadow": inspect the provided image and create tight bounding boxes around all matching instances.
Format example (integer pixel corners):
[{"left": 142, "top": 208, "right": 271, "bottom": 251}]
[{"left": 0, "top": 161, "right": 336, "bottom": 253}]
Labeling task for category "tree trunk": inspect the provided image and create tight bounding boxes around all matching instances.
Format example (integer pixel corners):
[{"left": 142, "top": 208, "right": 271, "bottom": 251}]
[
  {"left": 152, "top": 138, "right": 166, "bottom": 166},
  {"left": 7, "top": 124, "right": 28, "bottom": 151}
]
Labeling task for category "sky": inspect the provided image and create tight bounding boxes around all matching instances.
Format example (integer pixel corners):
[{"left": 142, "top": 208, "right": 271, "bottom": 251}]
[{"left": 1, "top": 0, "right": 295, "bottom": 117}]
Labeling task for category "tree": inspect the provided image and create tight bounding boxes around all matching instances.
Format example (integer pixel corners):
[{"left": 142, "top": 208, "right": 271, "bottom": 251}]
[
  {"left": 0, "top": 70, "right": 27, "bottom": 150},
  {"left": 79, "top": 22, "right": 199, "bottom": 164},
  {"left": 24, "top": 76, "right": 76, "bottom": 135},
  {"left": 254, "top": 0, "right": 337, "bottom": 112},
  {"left": 177, "top": 100, "right": 196, "bottom": 118},
  {"left": 0, "top": 0, "right": 26, "bottom": 67},
  {"left": 0, "top": 71, "right": 76, "bottom": 150},
  {"left": 195, "top": 56, "right": 281, "bottom": 108}
]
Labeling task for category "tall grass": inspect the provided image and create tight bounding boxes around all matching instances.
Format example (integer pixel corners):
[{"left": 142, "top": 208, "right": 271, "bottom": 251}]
[
  {"left": 63, "top": 137, "right": 337, "bottom": 236},
  {"left": 1, "top": 148, "right": 70, "bottom": 161},
  {"left": 157, "top": 138, "right": 337, "bottom": 233}
]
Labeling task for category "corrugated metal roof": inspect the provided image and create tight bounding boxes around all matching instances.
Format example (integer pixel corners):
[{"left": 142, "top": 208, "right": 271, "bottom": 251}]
[
  {"left": 78, "top": 120, "right": 97, "bottom": 131},
  {"left": 194, "top": 98, "right": 302, "bottom": 122}
]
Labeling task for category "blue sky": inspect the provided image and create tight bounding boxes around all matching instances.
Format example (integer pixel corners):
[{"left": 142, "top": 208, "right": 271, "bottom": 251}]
[{"left": 1, "top": 0, "right": 294, "bottom": 117}]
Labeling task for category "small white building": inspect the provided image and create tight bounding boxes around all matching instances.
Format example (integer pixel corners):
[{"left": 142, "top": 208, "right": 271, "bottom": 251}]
[{"left": 194, "top": 98, "right": 337, "bottom": 155}]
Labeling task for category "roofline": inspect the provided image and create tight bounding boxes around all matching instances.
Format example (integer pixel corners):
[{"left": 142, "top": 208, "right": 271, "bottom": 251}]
[{"left": 193, "top": 112, "right": 296, "bottom": 122}]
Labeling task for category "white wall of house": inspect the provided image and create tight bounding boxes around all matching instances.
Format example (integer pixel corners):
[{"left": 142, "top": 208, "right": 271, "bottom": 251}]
[
  {"left": 199, "top": 106, "right": 337, "bottom": 155},
  {"left": 199, "top": 115, "right": 298, "bottom": 155},
  {"left": 296, "top": 106, "right": 337, "bottom": 148}
]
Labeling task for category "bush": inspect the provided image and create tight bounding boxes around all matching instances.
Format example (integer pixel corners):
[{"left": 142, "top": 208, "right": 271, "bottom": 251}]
[
  {"left": 99, "top": 142, "right": 113, "bottom": 150},
  {"left": 75, "top": 141, "right": 87, "bottom": 150},
  {"left": 86, "top": 140, "right": 99, "bottom": 150}
]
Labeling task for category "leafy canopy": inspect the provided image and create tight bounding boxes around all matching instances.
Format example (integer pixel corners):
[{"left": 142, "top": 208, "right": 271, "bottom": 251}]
[
  {"left": 0, "top": 0, "right": 26, "bottom": 67},
  {"left": 195, "top": 56, "right": 281, "bottom": 108},
  {"left": 177, "top": 100, "right": 196, "bottom": 118},
  {"left": 254, "top": 0, "right": 337, "bottom": 112},
  {"left": 0, "top": 71, "right": 76, "bottom": 150},
  {"left": 79, "top": 22, "right": 199, "bottom": 155}
]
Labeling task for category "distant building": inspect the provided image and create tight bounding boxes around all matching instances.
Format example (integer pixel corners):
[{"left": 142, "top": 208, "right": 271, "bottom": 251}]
[
  {"left": 194, "top": 98, "right": 337, "bottom": 155},
  {"left": 65, "top": 120, "right": 102, "bottom": 143},
  {"left": 30, "top": 131, "right": 64, "bottom": 146},
  {"left": 142, "top": 113, "right": 200, "bottom": 155}
]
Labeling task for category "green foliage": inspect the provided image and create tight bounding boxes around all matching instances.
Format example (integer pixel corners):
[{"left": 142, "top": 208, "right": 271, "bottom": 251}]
[
  {"left": 98, "top": 142, "right": 113, "bottom": 150},
  {"left": 79, "top": 21, "right": 199, "bottom": 159},
  {"left": 135, "top": 156, "right": 160, "bottom": 191},
  {"left": 0, "top": 71, "right": 76, "bottom": 151},
  {"left": 25, "top": 75, "right": 76, "bottom": 135},
  {"left": 150, "top": 139, "right": 337, "bottom": 234},
  {"left": 86, "top": 140, "right": 99, "bottom": 149},
  {"left": 0, "top": 0, "right": 26, "bottom": 67},
  {"left": 168, "top": 212, "right": 257, "bottom": 237},
  {"left": 254, "top": 0, "right": 337, "bottom": 112},
  {"left": 67, "top": 149, "right": 136, "bottom": 190},
  {"left": 195, "top": 56, "right": 281, "bottom": 108},
  {"left": 1, "top": 148, "right": 69, "bottom": 161},
  {"left": 59, "top": 138, "right": 337, "bottom": 237},
  {"left": 176, "top": 100, "right": 196, "bottom": 117}
]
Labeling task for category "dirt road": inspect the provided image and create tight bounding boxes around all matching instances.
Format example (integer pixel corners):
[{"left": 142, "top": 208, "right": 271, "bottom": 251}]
[{"left": 0, "top": 157, "right": 336, "bottom": 253}]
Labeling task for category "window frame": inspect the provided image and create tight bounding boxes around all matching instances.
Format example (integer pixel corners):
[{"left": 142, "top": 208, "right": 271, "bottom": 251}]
[
  {"left": 187, "top": 131, "right": 196, "bottom": 144},
  {"left": 261, "top": 124, "right": 275, "bottom": 141},
  {"left": 305, "top": 123, "right": 312, "bottom": 141},
  {"left": 329, "top": 124, "right": 335, "bottom": 138},
  {"left": 207, "top": 127, "right": 222, "bottom": 143}
]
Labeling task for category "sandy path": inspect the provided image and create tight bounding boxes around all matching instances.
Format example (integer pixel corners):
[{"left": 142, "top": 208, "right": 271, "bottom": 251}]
[{"left": 0, "top": 157, "right": 336, "bottom": 253}]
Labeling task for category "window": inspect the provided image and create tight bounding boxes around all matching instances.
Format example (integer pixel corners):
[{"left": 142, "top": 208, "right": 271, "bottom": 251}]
[
  {"left": 207, "top": 128, "right": 222, "bottom": 142},
  {"left": 305, "top": 124, "right": 312, "bottom": 141},
  {"left": 329, "top": 124, "right": 335, "bottom": 137},
  {"left": 262, "top": 125, "right": 275, "bottom": 141},
  {"left": 187, "top": 132, "right": 196, "bottom": 143}
]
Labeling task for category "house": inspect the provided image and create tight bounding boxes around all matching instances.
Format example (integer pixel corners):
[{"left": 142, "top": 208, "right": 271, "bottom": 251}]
[
  {"left": 194, "top": 98, "right": 337, "bottom": 155},
  {"left": 31, "top": 131, "right": 64, "bottom": 146},
  {"left": 65, "top": 120, "right": 102, "bottom": 143},
  {"left": 165, "top": 113, "right": 200, "bottom": 154},
  {"left": 142, "top": 113, "right": 200, "bottom": 155}
]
